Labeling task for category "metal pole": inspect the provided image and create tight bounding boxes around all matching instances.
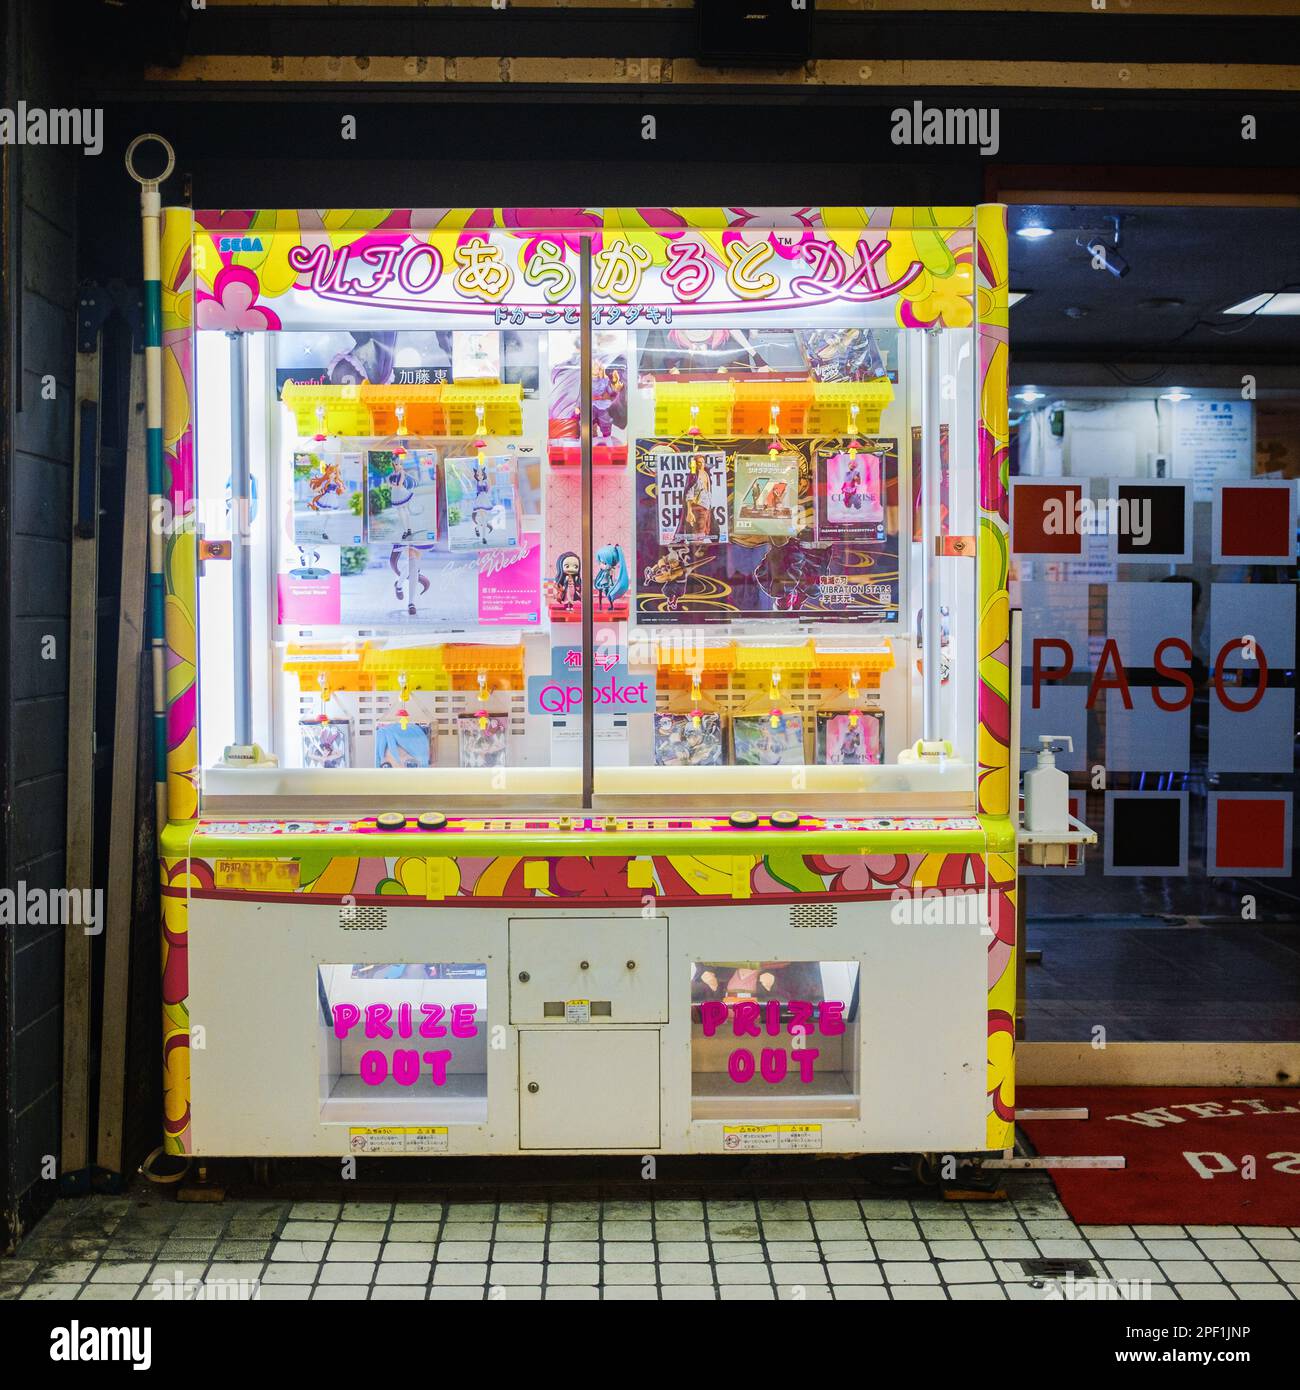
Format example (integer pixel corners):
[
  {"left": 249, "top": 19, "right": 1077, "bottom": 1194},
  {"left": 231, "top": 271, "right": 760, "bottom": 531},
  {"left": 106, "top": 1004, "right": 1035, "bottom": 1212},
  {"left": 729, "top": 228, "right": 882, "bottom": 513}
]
[
  {"left": 921, "top": 327, "right": 943, "bottom": 744},
  {"left": 228, "top": 330, "right": 253, "bottom": 745},
  {"left": 1010, "top": 605, "right": 1026, "bottom": 1039},
  {"left": 125, "top": 133, "right": 175, "bottom": 828},
  {"left": 579, "top": 242, "right": 594, "bottom": 806}
]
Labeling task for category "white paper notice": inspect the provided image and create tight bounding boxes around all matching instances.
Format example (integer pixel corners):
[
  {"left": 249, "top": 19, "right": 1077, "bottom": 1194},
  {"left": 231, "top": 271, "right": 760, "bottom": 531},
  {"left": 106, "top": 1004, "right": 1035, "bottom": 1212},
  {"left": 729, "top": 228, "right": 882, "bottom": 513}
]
[{"left": 1172, "top": 399, "right": 1252, "bottom": 502}]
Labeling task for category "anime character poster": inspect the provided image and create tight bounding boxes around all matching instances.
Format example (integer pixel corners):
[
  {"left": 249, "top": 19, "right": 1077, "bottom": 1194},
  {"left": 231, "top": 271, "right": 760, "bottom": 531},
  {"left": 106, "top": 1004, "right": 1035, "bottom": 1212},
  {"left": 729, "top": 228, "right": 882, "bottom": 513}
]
[
  {"left": 338, "top": 536, "right": 537, "bottom": 627},
  {"left": 733, "top": 712, "right": 805, "bottom": 766},
  {"left": 501, "top": 330, "right": 541, "bottom": 395},
  {"left": 276, "top": 330, "right": 447, "bottom": 389},
  {"left": 691, "top": 960, "right": 828, "bottom": 1006},
  {"left": 798, "top": 328, "right": 886, "bottom": 383},
  {"left": 375, "top": 721, "right": 434, "bottom": 769},
  {"left": 653, "top": 712, "right": 724, "bottom": 767},
  {"left": 451, "top": 330, "right": 502, "bottom": 382},
  {"left": 637, "top": 327, "right": 807, "bottom": 382},
  {"left": 293, "top": 450, "right": 364, "bottom": 546},
  {"left": 815, "top": 443, "right": 891, "bottom": 543},
  {"left": 817, "top": 710, "right": 885, "bottom": 766},
  {"left": 635, "top": 437, "right": 900, "bottom": 623},
  {"left": 458, "top": 713, "right": 508, "bottom": 768},
  {"left": 300, "top": 719, "right": 351, "bottom": 769},
  {"left": 732, "top": 455, "right": 801, "bottom": 538},
  {"left": 548, "top": 330, "right": 629, "bottom": 449},
  {"left": 444, "top": 455, "right": 521, "bottom": 552},
  {"left": 655, "top": 450, "right": 728, "bottom": 545},
  {"left": 278, "top": 539, "right": 343, "bottom": 626},
  {"left": 367, "top": 448, "right": 439, "bottom": 546}
]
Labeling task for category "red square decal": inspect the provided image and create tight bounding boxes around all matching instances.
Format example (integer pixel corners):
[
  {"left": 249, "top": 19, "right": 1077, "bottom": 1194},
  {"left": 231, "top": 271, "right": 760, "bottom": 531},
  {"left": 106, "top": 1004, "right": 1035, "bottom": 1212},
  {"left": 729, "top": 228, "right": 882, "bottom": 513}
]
[
  {"left": 1215, "top": 797, "right": 1287, "bottom": 870},
  {"left": 1221, "top": 485, "right": 1290, "bottom": 559},
  {"left": 1012, "top": 482, "right": 1084, "bottom": 556}
]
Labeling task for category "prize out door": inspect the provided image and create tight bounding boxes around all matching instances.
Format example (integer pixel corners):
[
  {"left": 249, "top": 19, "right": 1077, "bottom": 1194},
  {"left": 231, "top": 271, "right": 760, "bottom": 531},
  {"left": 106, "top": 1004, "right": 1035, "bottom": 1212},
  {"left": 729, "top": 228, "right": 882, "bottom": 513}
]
[{"left": 518, "top": 1030, "right": 661, "bottom": 1149}]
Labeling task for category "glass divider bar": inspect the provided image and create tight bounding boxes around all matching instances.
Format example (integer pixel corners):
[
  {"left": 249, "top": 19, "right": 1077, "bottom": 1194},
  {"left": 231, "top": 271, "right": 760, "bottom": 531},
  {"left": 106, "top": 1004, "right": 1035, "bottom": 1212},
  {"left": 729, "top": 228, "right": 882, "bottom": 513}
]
[{"left": 580, "top": 239, "right": 594, "bottom": 806}]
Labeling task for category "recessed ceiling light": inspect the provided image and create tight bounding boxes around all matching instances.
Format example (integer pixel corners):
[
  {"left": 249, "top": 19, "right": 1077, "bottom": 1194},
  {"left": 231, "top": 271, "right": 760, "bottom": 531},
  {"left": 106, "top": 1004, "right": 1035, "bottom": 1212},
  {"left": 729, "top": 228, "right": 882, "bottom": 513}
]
[
  {"left": 1016, "top": 226, "right": 1053, "bottom": 240},
  {"left": 1160, "top": 390, "right": 1191, "bottom": 402},
  {"left": 1224, "top": 292, "right": 1300, "bottom": 316},
  {"left": 1008, "top": 290, "right": 1030, "bottom": 307},
  {"left": 1016, "top": 388, "right": 1045, "bottom": 403}
]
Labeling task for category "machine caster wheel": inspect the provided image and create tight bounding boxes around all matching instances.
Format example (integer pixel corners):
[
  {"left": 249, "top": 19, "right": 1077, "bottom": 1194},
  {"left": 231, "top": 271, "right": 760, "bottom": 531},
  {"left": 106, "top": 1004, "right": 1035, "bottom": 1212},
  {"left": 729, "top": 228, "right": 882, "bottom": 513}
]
[
  {"left": 251, "top": 1158, "right": 273, "bottom": 1186},
  {"left": 913, "top": 1153, "right": 942, "bottom": 1186}
]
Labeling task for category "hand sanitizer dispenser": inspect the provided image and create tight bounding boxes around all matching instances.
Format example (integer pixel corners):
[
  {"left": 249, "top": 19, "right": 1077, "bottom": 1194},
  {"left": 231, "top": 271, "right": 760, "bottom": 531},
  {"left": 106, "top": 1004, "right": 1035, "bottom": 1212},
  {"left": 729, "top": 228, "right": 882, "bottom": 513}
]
[{"left": 1023, "top": 735, "right": 1071, "bottom": 834}]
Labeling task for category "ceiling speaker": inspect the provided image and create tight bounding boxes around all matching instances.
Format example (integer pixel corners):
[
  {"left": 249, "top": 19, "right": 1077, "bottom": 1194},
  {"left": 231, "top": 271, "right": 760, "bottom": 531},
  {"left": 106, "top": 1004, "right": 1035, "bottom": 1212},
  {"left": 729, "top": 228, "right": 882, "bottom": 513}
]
[{"left": 697, "top": 0, "right": 815, "bottom": 68}]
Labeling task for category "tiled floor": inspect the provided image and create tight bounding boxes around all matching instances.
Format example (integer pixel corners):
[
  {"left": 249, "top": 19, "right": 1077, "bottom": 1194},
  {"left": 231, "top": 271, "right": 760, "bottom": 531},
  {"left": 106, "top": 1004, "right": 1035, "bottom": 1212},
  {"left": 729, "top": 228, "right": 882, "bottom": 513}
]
[{"left": 3, "top": 1171, "right": 1299, "bottom": 1301}]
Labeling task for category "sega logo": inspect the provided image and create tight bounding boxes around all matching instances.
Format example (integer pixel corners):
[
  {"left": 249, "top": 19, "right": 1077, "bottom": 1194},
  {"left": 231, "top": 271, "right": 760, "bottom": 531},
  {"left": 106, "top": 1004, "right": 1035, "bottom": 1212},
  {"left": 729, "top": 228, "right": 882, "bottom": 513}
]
[{"left": 219, "top": 236, "right": 264, "bottom": 253}]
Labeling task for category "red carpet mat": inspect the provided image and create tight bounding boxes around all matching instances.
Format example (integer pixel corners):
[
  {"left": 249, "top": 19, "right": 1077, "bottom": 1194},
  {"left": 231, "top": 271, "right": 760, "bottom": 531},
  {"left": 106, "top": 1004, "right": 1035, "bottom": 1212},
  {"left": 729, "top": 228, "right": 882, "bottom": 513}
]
[{"left": 1018, "top": 1086, "right": 1300, "bottom": 1227}]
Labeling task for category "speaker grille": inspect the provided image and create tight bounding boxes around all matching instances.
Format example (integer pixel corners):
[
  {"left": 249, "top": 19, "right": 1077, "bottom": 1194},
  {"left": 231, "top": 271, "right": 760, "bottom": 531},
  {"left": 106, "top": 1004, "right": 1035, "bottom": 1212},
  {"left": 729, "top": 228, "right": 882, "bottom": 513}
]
[
  {"left": 340, "top": 905, "right": 388, "bottom": 931},
  {"left": 789, "top": 903, "right": 837, "bottom": 930}
]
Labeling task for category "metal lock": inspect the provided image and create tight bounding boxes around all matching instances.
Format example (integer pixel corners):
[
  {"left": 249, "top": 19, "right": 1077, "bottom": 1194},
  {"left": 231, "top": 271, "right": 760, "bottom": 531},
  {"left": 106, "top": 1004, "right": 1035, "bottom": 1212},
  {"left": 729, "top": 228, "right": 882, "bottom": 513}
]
[
  {"left": 518, "top": 971, "right": 530, "bottom": 983},
  {"left": 527, "top": 1082, "right": 540, "bottom": 1094}
]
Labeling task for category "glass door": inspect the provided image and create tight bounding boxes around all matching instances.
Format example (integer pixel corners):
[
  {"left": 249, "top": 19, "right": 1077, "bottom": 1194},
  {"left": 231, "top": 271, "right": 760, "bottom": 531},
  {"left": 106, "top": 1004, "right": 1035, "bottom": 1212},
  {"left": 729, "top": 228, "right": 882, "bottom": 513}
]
[{"left": 194, "top": 229, "right": 598, "bottom": 813}]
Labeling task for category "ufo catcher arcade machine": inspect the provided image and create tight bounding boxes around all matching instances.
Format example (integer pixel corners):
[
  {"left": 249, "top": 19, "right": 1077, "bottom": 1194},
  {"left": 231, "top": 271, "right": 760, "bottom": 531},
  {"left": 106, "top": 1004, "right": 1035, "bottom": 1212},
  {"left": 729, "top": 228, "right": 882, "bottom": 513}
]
[{"left": 155, "top": 206, "right": 1017, "bottom": 1160}]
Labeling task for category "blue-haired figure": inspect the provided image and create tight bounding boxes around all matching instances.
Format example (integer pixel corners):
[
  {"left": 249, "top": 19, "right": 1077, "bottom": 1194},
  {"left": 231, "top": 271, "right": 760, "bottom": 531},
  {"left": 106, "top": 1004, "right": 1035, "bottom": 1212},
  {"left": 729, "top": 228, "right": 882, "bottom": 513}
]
[{"left": 594, "top": 543, "right": 629, "bottom": 612}]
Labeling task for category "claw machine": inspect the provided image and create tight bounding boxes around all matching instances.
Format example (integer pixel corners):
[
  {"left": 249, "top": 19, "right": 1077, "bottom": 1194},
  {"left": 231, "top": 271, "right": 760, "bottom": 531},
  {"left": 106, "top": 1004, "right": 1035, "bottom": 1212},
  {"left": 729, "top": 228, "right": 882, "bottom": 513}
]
[{"left": 154, "top": 205, "right": 1019, "bottom": 1158}]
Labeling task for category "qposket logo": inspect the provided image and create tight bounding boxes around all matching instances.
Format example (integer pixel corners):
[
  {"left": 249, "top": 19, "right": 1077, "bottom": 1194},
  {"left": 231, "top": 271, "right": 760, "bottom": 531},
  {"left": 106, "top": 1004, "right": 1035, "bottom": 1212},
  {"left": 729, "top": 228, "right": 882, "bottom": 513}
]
[
  {"left": 50, "top": 1322, "right": 151, "bottom": 1370},
  {"left": 0, "top": 103, "right": 103, "bottom": 156},
  {"left": 890, "top": 100, "right": 1000, "bottom": 157}
]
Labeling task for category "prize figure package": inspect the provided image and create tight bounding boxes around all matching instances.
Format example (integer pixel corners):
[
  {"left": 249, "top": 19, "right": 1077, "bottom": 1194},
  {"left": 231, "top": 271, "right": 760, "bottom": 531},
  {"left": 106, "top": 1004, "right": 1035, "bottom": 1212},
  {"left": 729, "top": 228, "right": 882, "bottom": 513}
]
[
  {"left": 300, "top": 719, "right": 352, "bottom": 769},
  {"left": 732, "top": 712, "right": 805, "bottom": 766},
  {"left": 444, "top": 455, "right": 521, "bottom": 551},
  {"left": 458, "top": 713, "right": 509, "bottom": 768},
  {"left": 375, "top": 721, "right": 434, "bottom": 769},
  {"left": 653, "top": 712, "right": 724, "bottom": 767}
]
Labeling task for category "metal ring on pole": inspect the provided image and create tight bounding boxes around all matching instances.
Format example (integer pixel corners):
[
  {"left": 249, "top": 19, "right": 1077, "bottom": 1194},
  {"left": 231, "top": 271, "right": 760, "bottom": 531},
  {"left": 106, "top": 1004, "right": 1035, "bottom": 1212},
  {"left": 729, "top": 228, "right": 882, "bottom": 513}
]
[{"left": 125, "top": 133, "right": 175, "bottom": 189}]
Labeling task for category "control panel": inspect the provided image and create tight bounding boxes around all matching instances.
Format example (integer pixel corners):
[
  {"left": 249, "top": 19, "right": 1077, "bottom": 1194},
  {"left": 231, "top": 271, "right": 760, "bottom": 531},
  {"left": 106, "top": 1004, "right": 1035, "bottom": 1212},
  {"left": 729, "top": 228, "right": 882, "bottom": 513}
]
[{"left": 194, "top": 813, "right": 985, "bottom": 838}]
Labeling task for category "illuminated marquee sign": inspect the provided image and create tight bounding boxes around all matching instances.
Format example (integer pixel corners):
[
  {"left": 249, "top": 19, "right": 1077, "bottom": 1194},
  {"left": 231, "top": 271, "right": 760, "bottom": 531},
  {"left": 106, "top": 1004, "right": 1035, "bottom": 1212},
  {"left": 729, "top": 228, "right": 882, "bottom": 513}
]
[{"left": 263, "top": 229, "right": 930, "bottom": 321}]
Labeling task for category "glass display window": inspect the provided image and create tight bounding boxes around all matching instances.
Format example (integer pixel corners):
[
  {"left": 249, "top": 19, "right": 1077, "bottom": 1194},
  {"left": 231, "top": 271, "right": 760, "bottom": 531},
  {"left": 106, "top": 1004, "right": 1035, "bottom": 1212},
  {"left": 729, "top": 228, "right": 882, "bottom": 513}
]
[
  {"left": 317, "top": 962, "right": 488, "bottom": 1126},
  {"left": 689, "top": 960, "right": 861, "bottom": 1121},
  {"left": 187, "top": 213, "right": 989, "bottom": 817}
]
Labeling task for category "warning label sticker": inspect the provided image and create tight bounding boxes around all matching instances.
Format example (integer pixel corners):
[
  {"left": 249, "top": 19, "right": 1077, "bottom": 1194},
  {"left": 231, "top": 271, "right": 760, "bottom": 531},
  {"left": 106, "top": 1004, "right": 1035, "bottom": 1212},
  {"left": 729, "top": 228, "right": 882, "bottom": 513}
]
[
  {"left": 347, "top": 1127, "right": 449, "bottom": 1154},
  {"left": 721, "top": 1124, "right": 823, "bottom": 1152}
]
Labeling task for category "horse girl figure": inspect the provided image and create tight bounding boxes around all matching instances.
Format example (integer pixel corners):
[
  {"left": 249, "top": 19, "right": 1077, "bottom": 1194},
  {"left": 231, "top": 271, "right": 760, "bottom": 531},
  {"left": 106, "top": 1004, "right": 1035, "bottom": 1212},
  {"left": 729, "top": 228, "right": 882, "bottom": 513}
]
[{"left": 308, "top": 458, "right": 344, "bottom": 512}]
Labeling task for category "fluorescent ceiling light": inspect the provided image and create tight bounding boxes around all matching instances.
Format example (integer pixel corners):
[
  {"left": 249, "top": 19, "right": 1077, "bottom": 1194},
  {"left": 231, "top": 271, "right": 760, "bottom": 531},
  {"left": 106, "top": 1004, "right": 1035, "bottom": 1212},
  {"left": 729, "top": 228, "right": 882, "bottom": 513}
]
[
  {"left": 1223, "top": 292, "right": 1300, "bottom": 316},
  {"left": 1016, "top": 226, "right": 1053, "bottom": 240},
  {"left": 1016, "top": 388, "right": 1045, "bottom": 403},
  {"left": 1161, "top": 390, "right": 1191, "bottom": 402},
  {"left": 1008, "top": 291, "right": 1030, "bottom": 307}
]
